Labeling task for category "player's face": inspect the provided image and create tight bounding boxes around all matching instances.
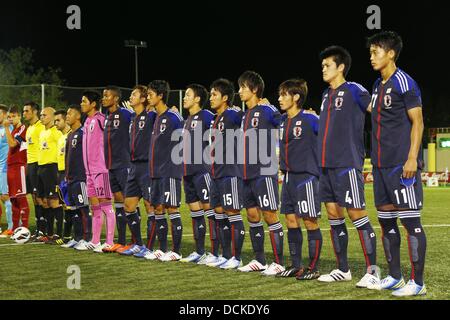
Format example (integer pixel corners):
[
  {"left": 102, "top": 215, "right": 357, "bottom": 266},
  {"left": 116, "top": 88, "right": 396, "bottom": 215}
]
[
  {"left": 66, "top": 108, "right": 80, "bottom": 127},
  {"left": 370, "top": 45, "right": 391, "bottom": 71},
  {"left": 81, "top": 96, "right": 95, "bottom": 114},
  {"left": 54, "top": 114, "right": 66, "bottom": 131},
  {"left": 238, "top": 84, "right": 254, "bottom": 103},
  {"left": 40, "top": 110, "right": 53, "bottom": 126},
  {"left": 183, "top": 88, "right": 197, "bottom": 110},
  {"left": 210, "top": 88, "right": 225, "bottom": 110},
  {"left": 0, "top": 111, "right": 5, "bottom": 123},
  {"left": 22, "top": 105, "right": 35, "bottom": 122},
  {"left": 129, "top": 89, "right": 144, "bottom": 108},
  {"left": 322, "top": 57, "right": 339, "bottom": 83},
  {"left": 278, "top": 91, "right": 296, "bottom": 111},
  {"left": 102, "top": 90, "right": 118, "bottom": 108},
  {"left": 7, "top": 112, "right": 20, "bottom": 126},
  {"left": 147, "top": 89, "right": 161, "bottom": 108}
]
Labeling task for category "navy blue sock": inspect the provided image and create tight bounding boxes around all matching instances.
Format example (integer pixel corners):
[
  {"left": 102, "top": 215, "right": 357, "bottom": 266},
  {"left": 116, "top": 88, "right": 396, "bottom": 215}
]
[
  {"left": 169, "top": 213, "right": 182, "bottom": 254},
  {"left": 216, "top": 213, "right": 231, "bottom": 259},
  {"left": 329, "top": 219, "right": 349, "bottom": 272},
  {"left": 307, "top": 229, "right": 322, "bottom": 271},
  {"left": 115, "top": 204, "right": 127, "bottom": 245},
  {"left": 72, "top": 209, "right": 83, "bottom": 242},
  {"left": 80, "top": 206, "right": 92, "bottom": 242},
  {"left": 206, "top": 210, "right": 219, "bottom": 256},
  {"left": 378, "top": 211, "right": 402, "bottom": 280},
  {"left": 288, "top": 227, "right": 303, "bottom": 269},
  {"left": 228, "top": 214, "right": 245, "bottom": 261},
  {"left": 155, "top": 214, "right": 168, "bottom": 252},
  {"left": 353, "top": 216, "right": 377, "bottom": 273},
  {"left": 146, "top": 213, "right": 156, "bottom": 250},
  {"left": 249, "top": 222, "right": 266, "bottom": 265},
  {"left": 55, "top": 207, "right": 64, "bottom": 237},
  {"left": 63, "top": 208, "right": 74, "bottom": 239},
  {"left": 191, "top": 210, "right": 206, "bottom": 255},
  {"left": 268, "top": 222, "right": 284, "bottom": 265},
  {"left": 126, "top": 211, "right": 143, "bottom": 246}
]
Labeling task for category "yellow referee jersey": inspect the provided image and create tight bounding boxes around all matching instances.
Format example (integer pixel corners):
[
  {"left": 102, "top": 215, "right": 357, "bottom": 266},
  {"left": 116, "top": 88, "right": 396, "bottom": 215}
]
[
  {"left": 26, "top": 120, "right": 45, "bottom": 164},
  {"left": 57, "top": 130, "right": 71, "bottom": 171},
  {"left": 38, "top": 126, "right": 63, "bottom": 165}
]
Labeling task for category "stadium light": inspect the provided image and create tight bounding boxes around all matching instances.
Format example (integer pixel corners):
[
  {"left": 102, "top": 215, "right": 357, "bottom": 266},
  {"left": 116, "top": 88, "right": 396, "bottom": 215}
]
[{"left": 124, "top": 40, "right": 148, "bottom": 85}]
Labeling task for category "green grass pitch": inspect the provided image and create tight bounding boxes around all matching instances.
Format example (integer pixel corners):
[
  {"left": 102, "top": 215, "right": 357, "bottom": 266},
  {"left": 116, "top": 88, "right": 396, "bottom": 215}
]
[{"left": 0, "top": 185, "right": 449, "bottom": 300}]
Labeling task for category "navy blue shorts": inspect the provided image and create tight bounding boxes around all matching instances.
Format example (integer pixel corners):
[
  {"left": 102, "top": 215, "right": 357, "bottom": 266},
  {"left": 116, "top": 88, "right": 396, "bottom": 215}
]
[
  {"left": 373, "top": 166, "right": 423, "bottom": 210},
  {"left": 280, "top": 172, "right": 321, "bottom": 219},
  {"left": 125, "top": 162, "right": 151, "bottom": 202},
  {"left": 109, "top": 167, "right": 129, "bottom": 194},
  {"left": 319, "top": 168, "right": 366, "bottom": 209},
  {"left": 67, "top": 181, "right": 89, "bottom": 208},
  {"left": 210, "top": 176, "right": 243, "bottom": 211},
  {"left": 243, "top": 176, "right": 279, "bottom": 211},
  {"left": 151, "top": 177, "right": 181, "bottom": 207},
  {"left": 183, "top": 172, "right": 212, "bottom": 204}
]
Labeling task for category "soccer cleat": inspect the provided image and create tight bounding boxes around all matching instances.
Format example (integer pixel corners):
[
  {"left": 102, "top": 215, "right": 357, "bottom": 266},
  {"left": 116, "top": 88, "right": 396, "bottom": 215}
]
[
  {"left": 368, "top": 275, "right": 406, "bottom": 290},
  {"left": 276, "top": 266, "right": 302, "bottom": 278},
  {"left": 144, "top": 249, "right": 165, "bottom": 261},
  {"left": 134, "top": 247, "right": 151, "bottom": 258},
  {"left": 180, "top": 252, "right": 205, "bottom": 263},
  {"left": 220, "top": 257, "right": 243, "bottom": 270},
  {"left": 61, "top": 239, "right": 78, "bottom": 248},
  {"left": 75, "top": 241, "right": 97, "bottom": 251},
  {"left": 206, "top": 256, "right": 228, "bottom": 268},
  {"left": 296, "top": 268, "right": 321, "bottom": 280},
  {"left": 261, "top": 262, "right": 286, "bottom": 276},
  {"left": 73, "top": 239, "right": 86, "bottom": 250},
  {"left": 392, "top": 280, "right": 426, "bottom": 297},
  {"left": 27, "top": 231, "right": 44, "bottom": 243},
  {"left": 54, "top": 236, "right": 65, "bottom": 245},
  {"left": 197, "top": 253, "right": 217, "bottom": 265},
  {"left": 120, "top": 244, "right": 144, "bottom": 256},
  {"left": 93, "top": 243, "right": 110, "bottom": 253},
  {"left": 102, "top": 243, "right": 124, "bottom": 253},
  {"left": 159, "top": 251, "right": 182, "bottom": 262},
  {"left": 115, "top": 244, "right": 133, "bottom": 254},
  {"left": 142, "top": 250, "right": 155, "bottom": 260},
  {"left": 356, "top": 273, "right": 381, "bottom": 288},
  {"left": 317, "top": 269, "right": 352, "bottom": 282},
  {"left": 237, "top": 260, "right": 268, "bottom": 272},
  {"left": 0, "top": 229, "right": 13, "bottom": 238}
]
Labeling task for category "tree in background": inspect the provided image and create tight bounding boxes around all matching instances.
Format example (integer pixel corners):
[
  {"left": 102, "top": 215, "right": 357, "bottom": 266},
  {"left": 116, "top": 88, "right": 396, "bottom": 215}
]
[{"left": 0, "top": 47, "right": 65, "bottom": 109}]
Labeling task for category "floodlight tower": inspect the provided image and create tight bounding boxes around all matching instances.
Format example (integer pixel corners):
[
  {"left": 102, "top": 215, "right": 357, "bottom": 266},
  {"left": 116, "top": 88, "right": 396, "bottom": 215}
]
[{"left": 124, "top": 40, "right": 147, "bottom": 85}]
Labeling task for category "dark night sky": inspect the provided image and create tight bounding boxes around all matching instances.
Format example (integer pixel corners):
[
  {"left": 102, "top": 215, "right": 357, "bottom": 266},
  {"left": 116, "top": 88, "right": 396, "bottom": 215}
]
[{"left": 1, "top": 0, "right": 449, "bottom": 121}]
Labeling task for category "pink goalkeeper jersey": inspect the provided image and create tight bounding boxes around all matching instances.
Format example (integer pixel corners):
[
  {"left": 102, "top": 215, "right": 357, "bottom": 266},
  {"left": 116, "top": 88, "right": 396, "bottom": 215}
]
[{"left": 83, "top": 112, "right": 108, "bottom": 174}]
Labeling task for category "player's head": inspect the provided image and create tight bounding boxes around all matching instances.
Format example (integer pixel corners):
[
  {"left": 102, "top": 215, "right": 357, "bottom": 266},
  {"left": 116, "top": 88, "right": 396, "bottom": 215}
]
[
  {"left": 278, "top": 79, "right": 308, "bottom": 112},
  {"left": 147, "top": 80, "right": 170, "bottom": 108},
  {"left": 66, "top": 104, "right": 83, "bottom": 127},
  {"left": 40, "top": 107, "right": 56, "bottom": 127},
  {"left": 183, "top": 84, "right": 208, "bottom": 110},
  {"left": 7, "top": 106, "right": 22, "bottom": 126},
  {"left": 238, "top": 71, "right": 264, "bottom": 102},
  {"left": 0, "top": 104, "right": 8, "bottom": 123},
  {"left": 320, "top": 46, "right": 352, "bottom": 83},
  {"left": 54, "top": 110, "right": 67, "bottom": 131},
  {"left": 130, "top": 85, "right": 149, "bottom": 109},
  {"left": 22, "top": 101, "right": 40, "bottom": 122},
  {"left": 367, "top": 31, "right": 403, "bottom": 71},
  {"left": 102, "top": 86, "right": 122, "bottom": 109},
  {"left": 81, "top": 90, "right": 101, "bottom": 114},
  {"left": 210, "top": 78, "right": 235, "bottom": 111}
]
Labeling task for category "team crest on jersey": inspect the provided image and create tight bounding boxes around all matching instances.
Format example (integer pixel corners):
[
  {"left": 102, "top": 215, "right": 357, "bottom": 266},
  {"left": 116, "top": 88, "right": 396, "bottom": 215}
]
[
  {"left": 72, "top": 138, "right": 78, "bottom": 148},
  {"left": 89, "top": 121, "right": 95, "bottom": 132},
  {"left": 113, "top": 120, "right": 120, "bottom": 128},
  {"left": 42, "top": 141, "right": 49, "bottom": 150},
  {"left": 160, "top": 124, "right": 166, "bottom": 133},
  {"left": 138, "top": 121, "right": 146, "bottom": 129},
  {"left": 384, "top": 95, "right": 392, "bottom": 108},
  {"left": 251, "top": 118, "right": 259, "bottom": 128},
  {"left": 191, "top": 120, "right": 198, "bottom": 129},
  {"left": 335, "top": 97, "right": 344, "bottom": 110},
  {"left": 218, "top": 122, "right": 225, "bottom": 132},
  {"left": 293, "top": 126, "right": 302, "bottom": 138}
]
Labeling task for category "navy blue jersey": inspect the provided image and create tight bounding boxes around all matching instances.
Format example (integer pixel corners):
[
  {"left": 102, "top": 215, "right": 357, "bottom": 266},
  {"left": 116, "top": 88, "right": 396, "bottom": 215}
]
[
  {"left": 370, "top": 69, "right": 423, "bottom": 168},
  {"left": 104, "top": 107, "right": 133, "bottom": 170},
  {"left": 182, "top": 109, "right": 215, "bottom": 176},
  {"left": 130, "top": 110, "right": 157, "bottom": 162},
  {"left": 149, "top": 109, "right": 184, "bottom": 179},
  {"left": 65, "top": 126, "right": 86, "bottom": 182},
  {"left": 211, "top": 107, "right": 244, "bottom": 179},
  {"left": 318, "top": 82, "right": 371, "bottom": 169},
  {"left": 279, "top": 109, "right": 320, "bottom": 177},
  {"left": 241, "top": 104, "right": 282, "bottom": 180}
]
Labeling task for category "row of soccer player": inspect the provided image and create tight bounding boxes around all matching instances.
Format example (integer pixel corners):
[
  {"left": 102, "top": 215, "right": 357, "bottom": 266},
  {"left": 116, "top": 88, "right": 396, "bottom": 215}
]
[{"left": 0, "top": 31, "right": 426, "bottom": 297}]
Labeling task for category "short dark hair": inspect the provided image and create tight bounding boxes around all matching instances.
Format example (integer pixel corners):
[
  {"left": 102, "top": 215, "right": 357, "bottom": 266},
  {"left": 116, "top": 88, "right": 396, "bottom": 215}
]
[
  {"left": 55, "top": 110, "right": 67, "bottom": 119},
  {"left": 319, "top": 46, "right": 352, "bottom": 77},
  {"left": 82, "top": 90, "right": 101, "bottom": 109},
  {"left": 68, "top": 104, "right": 84, "bottom": 124},
  {"left": 186, "top": 84, "right": 209, "bottom": 108},
  {"left": 367, "top": 31, "right": 403, "bottom": 61},
  {"left": 24, "top": 101, "right": 40, "bottom": 113},
  {"left": 238, "top": 71, "right": 265, "bottom": 98},
  {"left": 148, "top": 80, "right": 170, "bottom": 104},
  {"left": 105, "top": 86, "right": 122, "bottom": 100},
  {"left": 279, "top": 79, "right": 308, "bottom": 108},
  {"left": 210, "top": 78, "right": 235, "bottom": 107},
  {"left": 133, "top": 85, "right": 149, "bottom": 106},
  {"left": 0, "top": 104, "right": 8, "bottom": 114},
  {"left": 8, "top": 106, "right": 20, "bottom": 114}
]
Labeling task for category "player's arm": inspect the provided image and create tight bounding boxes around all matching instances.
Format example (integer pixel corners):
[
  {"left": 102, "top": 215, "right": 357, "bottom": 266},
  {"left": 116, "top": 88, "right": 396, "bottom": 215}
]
[
  {"left": 403, "top": 107, "right": 424, "bottom": 179},
  {"left": 366, "top": 102, "right": 372, "bottom": 113},
  {"left": 3, "top": 121, "right": 19, "bottom": 148}
]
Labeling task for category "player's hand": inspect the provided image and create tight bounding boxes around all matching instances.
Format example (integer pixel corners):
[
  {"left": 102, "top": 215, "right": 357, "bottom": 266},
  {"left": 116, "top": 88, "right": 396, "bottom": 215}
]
[
  {"left": 258, "top": 98, "right": 270, "bottom": 106},
  {"left": 306, "top": 108, "right": 318, "bottom": 116},
  {"left": 121, "top": 100, "right": 133, "bottom": 110},
  {"left": 232, "top": 105, "right": 242, "bottom": 111},
  {"left": 403, "top": 158, "right": 417, "bottom": 179},
  {"left": 2, "top": 119, "right": 9, "bottom": 128},
  {"left": 171, "top": 106, "right": 180, "bottom": 113}
]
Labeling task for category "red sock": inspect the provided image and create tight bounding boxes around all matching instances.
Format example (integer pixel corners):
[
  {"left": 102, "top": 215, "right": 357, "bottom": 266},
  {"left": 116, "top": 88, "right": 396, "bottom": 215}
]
[
  {"left": 11, "top": 199, "right": 20, "bottom": 230},
  {"left": 18, "top": 197, "right": 30, "bottom": 228}
]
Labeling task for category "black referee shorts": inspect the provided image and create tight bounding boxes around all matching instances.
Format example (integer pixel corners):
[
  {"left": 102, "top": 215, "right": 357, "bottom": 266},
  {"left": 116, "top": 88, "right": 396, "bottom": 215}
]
[{"left": 37, "top": 163, "right": 59, "bottom": 199}]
